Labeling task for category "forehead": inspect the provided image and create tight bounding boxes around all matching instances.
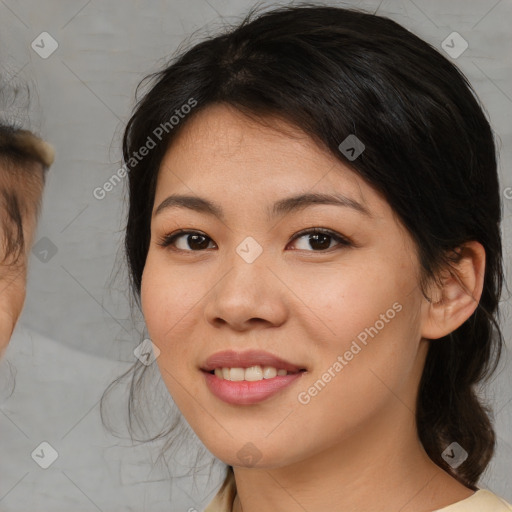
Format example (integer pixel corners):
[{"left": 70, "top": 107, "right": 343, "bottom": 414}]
[{"left": 155, "top": 103, "right": 387, "bottom": 219}]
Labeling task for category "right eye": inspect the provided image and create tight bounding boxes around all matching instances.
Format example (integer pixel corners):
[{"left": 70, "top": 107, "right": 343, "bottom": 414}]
[{"left": 157, "top": 230, "right": 217, "bottom": 252}]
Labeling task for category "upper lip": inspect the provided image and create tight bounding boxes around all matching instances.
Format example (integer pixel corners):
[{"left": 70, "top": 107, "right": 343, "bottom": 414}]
[{"left": 201, "top": 349, "right": 305, "bottom": 373}]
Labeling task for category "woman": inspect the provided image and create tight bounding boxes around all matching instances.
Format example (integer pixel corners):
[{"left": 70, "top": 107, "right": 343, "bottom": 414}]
[
  {"left": 0, "top": 124, "right": 53, "bottom": 353},
  {"left": 111, "top": 4, "right": 511, "bottom": 511}
]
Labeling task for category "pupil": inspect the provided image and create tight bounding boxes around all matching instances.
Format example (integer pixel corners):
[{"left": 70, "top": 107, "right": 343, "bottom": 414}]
[
  {"left": 189, "top": 234, "right": 209, "bottom": 250},
  {"left": 310, "top": 233, "right": 330, "bottom": 250}
]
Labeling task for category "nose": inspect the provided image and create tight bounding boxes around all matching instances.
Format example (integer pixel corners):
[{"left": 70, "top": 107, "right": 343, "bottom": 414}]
[{"left": 203, "top": 250, "right": 288, "bottom": 332}]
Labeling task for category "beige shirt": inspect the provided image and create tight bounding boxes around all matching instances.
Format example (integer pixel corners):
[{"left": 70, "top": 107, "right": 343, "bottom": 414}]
[{"left": 204, "top": 468, "right": 512, "bottom": 512}]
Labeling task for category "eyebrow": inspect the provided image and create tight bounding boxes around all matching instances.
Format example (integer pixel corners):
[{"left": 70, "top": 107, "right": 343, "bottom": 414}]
[{"left": 153, "top": 192, "right": 372, "bottom": 220}]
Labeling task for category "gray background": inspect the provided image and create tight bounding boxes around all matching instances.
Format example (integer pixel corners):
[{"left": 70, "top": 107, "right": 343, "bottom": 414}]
[{"left": 1, "top": 0, "right": 511, "bottom": 510}]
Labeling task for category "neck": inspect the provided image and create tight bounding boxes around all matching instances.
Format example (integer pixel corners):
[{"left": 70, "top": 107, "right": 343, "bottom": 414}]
[{"left": 231, "top": 404, "right": 473, "bottom": 512}]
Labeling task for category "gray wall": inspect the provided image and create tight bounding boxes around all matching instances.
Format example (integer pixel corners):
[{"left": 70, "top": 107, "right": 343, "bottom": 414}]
[{"left": 1, "top": 0, "right": 511, "bottom": 510}]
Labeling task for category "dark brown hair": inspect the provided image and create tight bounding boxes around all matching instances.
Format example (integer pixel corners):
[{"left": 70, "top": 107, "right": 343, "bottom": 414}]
[{"left": 104, "top": 3, "right": 506, "bottom": 489}]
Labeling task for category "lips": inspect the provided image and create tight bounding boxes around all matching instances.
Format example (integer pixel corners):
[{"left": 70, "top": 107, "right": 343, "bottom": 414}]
[{"left": 200, "top": 349, "right": 306, "bottom": 373}]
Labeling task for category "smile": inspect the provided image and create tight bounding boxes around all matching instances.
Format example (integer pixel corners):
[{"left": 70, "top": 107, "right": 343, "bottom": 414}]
[{"left": 211, "top": 365, "right": 301, "bottom": 381}]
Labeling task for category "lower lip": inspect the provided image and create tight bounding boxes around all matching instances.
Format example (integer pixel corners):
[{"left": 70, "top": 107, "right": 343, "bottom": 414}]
[{"left": 202, "top": 370, "right": 305, "bottom": 405}]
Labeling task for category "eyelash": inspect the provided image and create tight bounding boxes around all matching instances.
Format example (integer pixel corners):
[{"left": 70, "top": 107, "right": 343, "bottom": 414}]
[{"left": 156, "top": 228, "right": 353, "bottom": 253}]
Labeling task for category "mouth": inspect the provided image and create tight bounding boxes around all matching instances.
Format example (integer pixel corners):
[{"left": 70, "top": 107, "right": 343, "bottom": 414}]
[
  {"left": 199, "top": 349, "right": 307, "bottom": 404},
  {"left": 203, "top": 366, "right": 306, "bottom": 381}
]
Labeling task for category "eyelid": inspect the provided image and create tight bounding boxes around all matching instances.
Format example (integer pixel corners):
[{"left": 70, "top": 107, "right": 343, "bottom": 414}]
[
  {"left": 157, "top": 227, "right": 353, "bottom": 252},
  {"left": 157, "top": 229, "right": 215, "bottom": 250},
  {"left": 288, "top": 227, "right": 352, "bottom": 249}
]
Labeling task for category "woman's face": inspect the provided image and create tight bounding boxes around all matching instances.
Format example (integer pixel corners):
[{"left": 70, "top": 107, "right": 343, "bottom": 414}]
[{"left": 141, "top": 103, "right": 431, "bottom": 468}]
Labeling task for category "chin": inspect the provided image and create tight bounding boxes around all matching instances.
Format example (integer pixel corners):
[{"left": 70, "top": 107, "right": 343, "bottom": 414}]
[{"left": 203, "top": 437, "right": 299, "bottom": 470}]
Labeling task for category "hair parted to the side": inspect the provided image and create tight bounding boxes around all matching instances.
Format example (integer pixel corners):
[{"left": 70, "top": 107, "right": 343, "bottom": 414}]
[{"left": 102, "top": 3, "right": 506, "bottom": 489}]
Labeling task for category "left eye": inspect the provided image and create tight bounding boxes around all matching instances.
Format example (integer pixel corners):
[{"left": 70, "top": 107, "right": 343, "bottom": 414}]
[
  {"left": 158, "top": 230, "right": 216, "bottom": 251},
  {"left": 157, "top": 228, "right": 351, "bottom": 252},
  {"left": 288, "top": 229, "right": 351, "bottom": 251}
]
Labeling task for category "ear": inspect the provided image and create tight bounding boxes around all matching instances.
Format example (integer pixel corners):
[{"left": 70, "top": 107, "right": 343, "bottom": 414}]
[{"left": 421, "top": 241, "right": 486, "bottom": 340}]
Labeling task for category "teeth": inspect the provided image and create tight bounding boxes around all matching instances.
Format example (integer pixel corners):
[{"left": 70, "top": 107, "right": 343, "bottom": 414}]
[
  {"left": 249, "top": 366, "right": 264, "bottom": 380},
  {"left": 213, "top": 366, "right": 292, "bottom": 381},
  {"left": 264, "top": 367, "right": 278, "bottom": 379}
]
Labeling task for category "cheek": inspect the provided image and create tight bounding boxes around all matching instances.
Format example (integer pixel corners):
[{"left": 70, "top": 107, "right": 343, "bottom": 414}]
[
  {"left": 294, "top": 255, "right": 422, "bottom": 395},
  {"left": 141, "top": 254, "right": 188, "bottom": 327},
  {"left": 140, "top": 255, "right": 203, "bottom": 370},
  {"left": 290, "top": 252, "right": 413, "bottom": 342}
]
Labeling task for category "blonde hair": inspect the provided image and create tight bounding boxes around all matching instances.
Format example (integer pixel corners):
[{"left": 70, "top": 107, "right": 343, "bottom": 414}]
[
  {"left": 0, "top": 125, "right": 54, "bottom": 263},
  {"left": 0, "top": 128, "right": 54, "bottom": 169}
]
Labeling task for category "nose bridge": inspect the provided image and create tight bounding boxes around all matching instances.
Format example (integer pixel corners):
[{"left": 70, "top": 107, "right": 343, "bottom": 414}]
[
  {"left": 204, "top": 234, "right": 285, "bottom": 328},
  {"left": 219, "top": 234, "right": 268, "bottom": 303}
]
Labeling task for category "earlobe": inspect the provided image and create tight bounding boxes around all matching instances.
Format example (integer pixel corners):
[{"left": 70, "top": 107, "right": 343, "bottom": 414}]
[{"left": 421, "top": 241, "right": 486, "bottom": 340}]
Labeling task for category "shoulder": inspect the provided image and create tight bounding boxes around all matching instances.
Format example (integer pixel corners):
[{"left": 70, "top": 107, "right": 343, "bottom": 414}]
[{"left": 435, "top": 489, "right": 512, "bottom": 512}]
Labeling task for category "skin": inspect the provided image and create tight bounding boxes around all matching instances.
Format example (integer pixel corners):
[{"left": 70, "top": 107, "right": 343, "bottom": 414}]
[
  {"left": 0, "top": 162, "right": 44, "bottom": 355},
  {"left": 141, "top": 103, "right": 485, "bottom": 512}
]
